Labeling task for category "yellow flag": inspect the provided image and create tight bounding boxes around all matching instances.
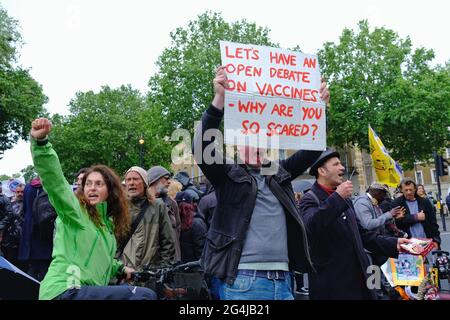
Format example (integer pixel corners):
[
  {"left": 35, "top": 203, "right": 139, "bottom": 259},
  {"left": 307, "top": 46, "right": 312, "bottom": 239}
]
[{"left": 368, "top": 125, "right": 403, "bottom": 187}]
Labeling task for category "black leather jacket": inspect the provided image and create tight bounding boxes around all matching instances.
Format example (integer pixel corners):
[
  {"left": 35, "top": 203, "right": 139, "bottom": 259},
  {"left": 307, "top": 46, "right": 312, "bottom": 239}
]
[{"left": 0, "top": 194, "right": 13, "bottom": 233}]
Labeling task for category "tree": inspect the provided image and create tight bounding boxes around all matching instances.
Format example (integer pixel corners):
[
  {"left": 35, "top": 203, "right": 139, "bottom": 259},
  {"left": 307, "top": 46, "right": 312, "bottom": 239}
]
[
  {"left": 20, "top": 165, "right": 36, "bottom": 183},
  {"left": 147, "top": 11, "right": 276, "bottom": 138},
  {"left": 318, "top": 20, "right": 450, "bottom": 169},
  {"left": 50, "top": 85, "right": 172, "bottom": 179},
  {"left": 0, "top": 174, "right": 11, "bottom": 181},
  {"left": 0, "top": 5, "right": 48, "bottom": 158}
]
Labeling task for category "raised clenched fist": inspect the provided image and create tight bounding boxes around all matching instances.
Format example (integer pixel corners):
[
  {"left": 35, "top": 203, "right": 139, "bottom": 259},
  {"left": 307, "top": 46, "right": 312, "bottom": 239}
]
[
  {"left": 31, "top": 118, "right": 52, "bottom": 140},
  {"left": 211, "top": 66, "right": 228, "bottom": 110}
]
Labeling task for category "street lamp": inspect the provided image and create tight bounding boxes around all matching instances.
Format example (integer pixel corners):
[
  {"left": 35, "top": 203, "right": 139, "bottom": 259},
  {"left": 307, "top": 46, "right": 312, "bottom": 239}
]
[{"left": 139, "top": 136, "right": 145, "bottom": 168}]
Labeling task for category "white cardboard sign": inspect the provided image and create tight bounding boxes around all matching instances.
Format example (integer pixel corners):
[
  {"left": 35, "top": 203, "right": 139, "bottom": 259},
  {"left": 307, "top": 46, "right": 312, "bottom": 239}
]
[{"left": 220, "top": 41, "right": 326, "bottom": 151}]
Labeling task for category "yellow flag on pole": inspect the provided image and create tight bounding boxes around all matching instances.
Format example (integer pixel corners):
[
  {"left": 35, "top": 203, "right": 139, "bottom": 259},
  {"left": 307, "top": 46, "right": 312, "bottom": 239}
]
[{"left": 368, "top": 125, "right": 403, "bottom": 187}]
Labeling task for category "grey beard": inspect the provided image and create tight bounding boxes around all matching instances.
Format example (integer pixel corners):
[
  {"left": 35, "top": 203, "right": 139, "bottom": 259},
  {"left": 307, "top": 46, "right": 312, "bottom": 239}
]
[{"left": 156, "top": 185, "right": 168, "bottom": 196}]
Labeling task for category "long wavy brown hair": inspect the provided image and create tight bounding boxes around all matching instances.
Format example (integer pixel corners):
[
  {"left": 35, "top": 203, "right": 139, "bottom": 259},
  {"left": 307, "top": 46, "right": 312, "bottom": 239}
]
[{"left": 76, "top": 165, "right": 130, "bottom": 241}]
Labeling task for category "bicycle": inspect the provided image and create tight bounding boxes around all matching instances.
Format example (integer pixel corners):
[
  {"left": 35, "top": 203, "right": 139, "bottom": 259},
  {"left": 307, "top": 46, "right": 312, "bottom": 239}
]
[{"left": 129, "top": 260, "right": 212, "bottom": 300}]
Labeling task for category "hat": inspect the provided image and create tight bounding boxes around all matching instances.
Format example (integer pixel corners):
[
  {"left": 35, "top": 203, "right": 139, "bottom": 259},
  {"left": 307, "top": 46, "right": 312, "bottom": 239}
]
[
  {"left": 368, "top": 182, "right": 389, "bottom": 193},
  {"left": 309, "top": 148, "right": 340, "bottom": 177},
  {"left": 175, "top": 191, "right": 193, "bottom": 204},
  {"left": 174, "top": 171, "right": 190, "bottom": 188},
  {"left": 184, "top": 188, "right": 200, "bottom": 202},
  {"left": 147, "top": 166, "right": 171, "bottom": 186},
  {"left": 125, "top": 166, "right": 149, "bottom": 187}
]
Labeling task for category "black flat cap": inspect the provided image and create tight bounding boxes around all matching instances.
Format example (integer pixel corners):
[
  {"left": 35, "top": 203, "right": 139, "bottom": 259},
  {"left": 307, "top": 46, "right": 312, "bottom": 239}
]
[{"left": 309, "top": 148, "right": 340, "bottom": 177}]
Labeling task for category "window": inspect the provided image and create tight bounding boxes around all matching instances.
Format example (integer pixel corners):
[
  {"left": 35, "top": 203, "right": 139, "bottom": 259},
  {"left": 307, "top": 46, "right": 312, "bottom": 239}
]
[
  {"left": 446, "top": 148, "right": 450, "bottom": 159},
  {"left": 415, "top": 171, "right": 423, "bottom": 185},
  {"left": 431, "top": 169, "right": 437, "bottom": 184},
  {"left": 278, "top": 149, "right": 286, "bottom": 160}
]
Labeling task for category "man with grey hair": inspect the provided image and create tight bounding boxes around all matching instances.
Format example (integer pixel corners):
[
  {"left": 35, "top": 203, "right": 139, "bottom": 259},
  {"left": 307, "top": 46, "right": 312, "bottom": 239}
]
[
  {"left": 11, "top": 183, "right": 25, "bottom": 215},
  {"left": 148, "top": 166, "right": 181, "bottom": 263},
  {"left": 121, "top": 166, "right": 175, "bottom": 269}
]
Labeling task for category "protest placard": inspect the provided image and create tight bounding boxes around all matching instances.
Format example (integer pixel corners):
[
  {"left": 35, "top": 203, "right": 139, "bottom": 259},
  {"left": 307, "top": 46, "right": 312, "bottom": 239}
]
[
  {"left": 220, "top": 41, "right": 326, "bottom": 151},
  {"left": 390, "top": 254, "right": 425, "bottom": 286}
]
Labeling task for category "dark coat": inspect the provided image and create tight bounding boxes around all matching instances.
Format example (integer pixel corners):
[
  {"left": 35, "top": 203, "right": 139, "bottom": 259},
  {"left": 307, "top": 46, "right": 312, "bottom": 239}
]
[
  {"left": 18, "top": 183, "right": 53, "bottom": 261},
  {"left": 197, "top": 190, "right": 216, "bottom": 229},
  {"left": 392, "top": 195, "right": 441, "bottom": 244},
  {"left": 299, "top": 182, "right": 398, "bottom": 300},
  {"left": 193, "top": 105, "right": 321, "bottom": 285},
  {"left": 0, "top": 200, "right": 24, "bottom": 249},
  {"left": 0, "top": 194, "right": 13, "bottom": 232},
  {"left": 180, "top": 210, "right": 207, "bottom": 263}
]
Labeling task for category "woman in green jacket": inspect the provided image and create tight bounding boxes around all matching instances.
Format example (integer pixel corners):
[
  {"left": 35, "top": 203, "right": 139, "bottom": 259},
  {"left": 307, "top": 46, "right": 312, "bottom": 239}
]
[{"left": 30, "top": 118, "right": 156, "bottom": 300}]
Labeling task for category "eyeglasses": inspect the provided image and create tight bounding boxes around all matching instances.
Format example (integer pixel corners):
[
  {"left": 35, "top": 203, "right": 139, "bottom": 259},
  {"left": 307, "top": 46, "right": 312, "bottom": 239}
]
[{"left": 85, "top": 181, "right": 106, "bottom": 188}]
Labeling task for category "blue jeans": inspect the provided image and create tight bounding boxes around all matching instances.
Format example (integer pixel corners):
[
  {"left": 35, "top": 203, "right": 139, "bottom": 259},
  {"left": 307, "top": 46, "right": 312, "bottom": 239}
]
[{"left": 215, "top": 270, "right": 294, "bottom": 300}]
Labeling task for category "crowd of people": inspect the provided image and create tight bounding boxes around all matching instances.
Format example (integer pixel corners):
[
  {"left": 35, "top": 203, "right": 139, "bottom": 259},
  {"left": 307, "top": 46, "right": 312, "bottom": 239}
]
[{"left": 0, "top": 67, "right": 445, "bottom": 300}]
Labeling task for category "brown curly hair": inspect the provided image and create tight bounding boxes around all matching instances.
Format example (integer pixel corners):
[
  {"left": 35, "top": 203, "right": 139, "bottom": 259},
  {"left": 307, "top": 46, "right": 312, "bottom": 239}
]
[{"left": 76, "top": 165, "right": 130, "bottom": 241}]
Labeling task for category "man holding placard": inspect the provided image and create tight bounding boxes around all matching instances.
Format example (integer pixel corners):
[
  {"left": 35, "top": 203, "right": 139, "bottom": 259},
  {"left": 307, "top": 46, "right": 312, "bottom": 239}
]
[{"left": 193, "top": 42, "right": 329, "bottom": 300}]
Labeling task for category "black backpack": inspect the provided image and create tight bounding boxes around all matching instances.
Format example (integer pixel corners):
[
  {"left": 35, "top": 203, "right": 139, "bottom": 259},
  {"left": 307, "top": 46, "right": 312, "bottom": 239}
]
[{"left": 32, "top": 188, "right": 57, "bottom": 241}]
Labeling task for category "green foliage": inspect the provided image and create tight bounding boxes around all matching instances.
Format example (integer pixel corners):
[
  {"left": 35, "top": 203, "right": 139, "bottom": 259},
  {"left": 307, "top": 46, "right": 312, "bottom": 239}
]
[
  {"left": 0, "top": 5, "right": 48, "bottom": 158},
  {"left": 50, "top": 85, "right": 172, "bottom": 179},
  {"left": 148, "top": 11, "right": 276, "bottom": 137},
  {"left": 0, "top": 174, "right": 11, "bottom": 181},
  {"left": 44, "top": 12, "right": 278, "bottom": 178},
  {"left": 20, "top": 164, "right": 36, "bottom": 183},
  {"left": 319, "top": 20, "right": 450, "bottom": 169}
]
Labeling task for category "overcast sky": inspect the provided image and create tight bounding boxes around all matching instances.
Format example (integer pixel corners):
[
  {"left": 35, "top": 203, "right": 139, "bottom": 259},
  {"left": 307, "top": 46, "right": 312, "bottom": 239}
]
[{"left": 1, "top": 0, "right": 449, "bottom": 176}]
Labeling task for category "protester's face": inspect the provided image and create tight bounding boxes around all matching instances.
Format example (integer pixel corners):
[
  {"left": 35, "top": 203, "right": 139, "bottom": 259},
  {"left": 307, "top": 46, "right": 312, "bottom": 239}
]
[
  {"left": 417, "top": 186, "right": 425, "bottom": 197},
  {"left": 84, "top": 172, "right": 109, "bottom": 205},
  {"left": 15, "top": 187, "right": 24, "bottom": 201},
  {"left": 76, "top": 173, "right": 85, "bottom": 189},
  {"left": 237, "top": 145, "right": 266, "bottom": 168},
  {"left": 125, "top": 171, "right": 145, "bottom": 199},
  {"left": 319, "top": 157, "right": 345, "bottom": 187},
  {"left": 401, "top": 183, "right": 416, "bottom": 201},
  {"left": 155, "top": 176, "right": 170, "bottom": 196}
]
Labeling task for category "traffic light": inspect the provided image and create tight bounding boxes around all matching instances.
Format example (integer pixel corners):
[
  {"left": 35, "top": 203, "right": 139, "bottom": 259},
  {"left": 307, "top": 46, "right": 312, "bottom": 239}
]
[
  {"left": 443, "top": 157, "right": 449, "bottom": 176},
  {"left": 436, "top": 155, "right": 449, "bottom": 176}
]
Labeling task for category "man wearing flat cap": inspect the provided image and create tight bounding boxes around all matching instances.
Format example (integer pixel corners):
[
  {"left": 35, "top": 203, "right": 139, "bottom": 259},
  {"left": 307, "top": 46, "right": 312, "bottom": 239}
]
[
  {"left": 298, "top": 149, "right": 410, "bottom": 300},
  {"left": 148, "top": 165, "right": 182, "bottom": 262},
  {"left": 121, "top": 166, "right": 175, "bottom": 270},
  {"left": 354, "top": 183, "right": 407, "bottom": 263}
]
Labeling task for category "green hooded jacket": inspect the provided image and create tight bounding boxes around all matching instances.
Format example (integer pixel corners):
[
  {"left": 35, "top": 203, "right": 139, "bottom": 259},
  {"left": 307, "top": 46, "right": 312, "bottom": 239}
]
[{"left": 31, "top": 139, "right": 123, "bottom": 300}]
